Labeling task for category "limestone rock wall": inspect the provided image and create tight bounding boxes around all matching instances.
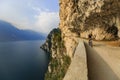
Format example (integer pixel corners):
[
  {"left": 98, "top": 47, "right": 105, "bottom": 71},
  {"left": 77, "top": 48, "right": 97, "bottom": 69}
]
[
  {"left": 41, "top": 28, "right": 61, "bottom": 53},
  {"left": 41, "top": 28, "right": 71, "bottom": 80},
  {"left": 59, "top": 0, "right": 120, "bottom": 57}
]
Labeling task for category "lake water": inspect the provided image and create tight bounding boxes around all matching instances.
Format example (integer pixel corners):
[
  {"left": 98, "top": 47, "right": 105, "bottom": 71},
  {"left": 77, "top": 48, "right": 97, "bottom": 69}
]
[{"left": 0, "top": 41, "right": 49, "bottom": 80}]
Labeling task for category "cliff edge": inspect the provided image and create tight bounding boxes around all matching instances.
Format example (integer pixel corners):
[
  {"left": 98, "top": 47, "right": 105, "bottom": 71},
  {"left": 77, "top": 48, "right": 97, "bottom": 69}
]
[{"left": 41, "top": 0, "right": 120, "bottom": 80}]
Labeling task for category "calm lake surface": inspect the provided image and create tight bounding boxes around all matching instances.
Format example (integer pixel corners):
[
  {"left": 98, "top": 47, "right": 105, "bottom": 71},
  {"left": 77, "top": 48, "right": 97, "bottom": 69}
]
[{"left": 0, "top": 41, "right": 49, "bottom": 80}]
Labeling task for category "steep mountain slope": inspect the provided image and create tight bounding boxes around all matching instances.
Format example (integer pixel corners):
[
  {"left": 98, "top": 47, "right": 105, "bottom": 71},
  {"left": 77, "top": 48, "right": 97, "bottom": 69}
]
[
  {"left": 0, "top": 20, "right": 45, "bottom": 41},
  {"left": 42, "top": 0, "right": 120, "bottom": 80}
]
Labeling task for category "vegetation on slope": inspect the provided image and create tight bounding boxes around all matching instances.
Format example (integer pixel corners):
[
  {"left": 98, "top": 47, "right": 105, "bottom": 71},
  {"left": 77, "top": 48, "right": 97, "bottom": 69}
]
[{"left": 44, "top": 28, "right": 71, "bottom": 80}]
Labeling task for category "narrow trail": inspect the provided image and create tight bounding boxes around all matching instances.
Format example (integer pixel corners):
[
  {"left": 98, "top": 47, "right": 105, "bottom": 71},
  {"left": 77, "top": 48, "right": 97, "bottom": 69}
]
[
  {"left": 94, "top": 43, "right": 120, "bottom": 78},
  {"left": 64, "top": 39, "right": 120, "bottom": 80},
  {"left": 85, "top": 40, "right": 120, "bottom": 80}
]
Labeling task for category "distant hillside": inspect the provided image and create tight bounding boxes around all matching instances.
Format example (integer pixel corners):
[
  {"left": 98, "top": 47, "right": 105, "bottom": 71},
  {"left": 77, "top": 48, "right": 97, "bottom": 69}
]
[{"left": 0, "top": 20, "right": 46, "bottom": 41}]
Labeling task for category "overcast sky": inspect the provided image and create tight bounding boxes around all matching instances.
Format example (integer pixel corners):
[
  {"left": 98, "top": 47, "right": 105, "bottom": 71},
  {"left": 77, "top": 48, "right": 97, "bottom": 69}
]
[{"left": 0, "top": 0, "right": 59, "bottom": 34}]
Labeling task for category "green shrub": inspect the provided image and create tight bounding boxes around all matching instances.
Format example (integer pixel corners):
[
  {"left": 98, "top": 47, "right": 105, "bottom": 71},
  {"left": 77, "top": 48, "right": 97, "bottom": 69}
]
[{"left": 45, "top": 29, "right": 71, "bottom": 80}]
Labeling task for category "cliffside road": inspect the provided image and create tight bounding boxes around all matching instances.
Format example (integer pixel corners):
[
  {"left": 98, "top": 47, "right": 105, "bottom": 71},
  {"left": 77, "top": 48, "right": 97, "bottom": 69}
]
[
  {"left": 85, "top": 41, "right": 120, "bottom": 80},
  {"left": 64, "top": 39, "right": 120, "bottom": 80}
]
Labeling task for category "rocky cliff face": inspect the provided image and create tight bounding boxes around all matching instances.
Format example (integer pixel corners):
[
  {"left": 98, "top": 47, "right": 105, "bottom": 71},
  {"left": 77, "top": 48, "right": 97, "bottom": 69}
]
[
  {"left": 59, "top": 0, "right": 120, "bottom": 57},
  {"left": 41, "top": 28, "right": 71, "bottom": 80},
  {"left": 41, "top": 28, "right": 61, "bottom": 53},
  {"left": 42, "top": 0, "right": 120, "bottom": 80}
]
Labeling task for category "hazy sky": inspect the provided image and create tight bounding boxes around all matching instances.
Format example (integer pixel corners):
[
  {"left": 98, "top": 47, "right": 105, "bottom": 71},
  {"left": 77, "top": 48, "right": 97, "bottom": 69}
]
[{"left": 0, "top": 0, "right": 59, "bottom": 34}]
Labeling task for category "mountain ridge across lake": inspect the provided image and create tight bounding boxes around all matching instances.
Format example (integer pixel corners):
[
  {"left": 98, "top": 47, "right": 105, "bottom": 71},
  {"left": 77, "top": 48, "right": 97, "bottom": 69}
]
[{"left": 0, "top": 20, "right": 46, "bottom": 42}]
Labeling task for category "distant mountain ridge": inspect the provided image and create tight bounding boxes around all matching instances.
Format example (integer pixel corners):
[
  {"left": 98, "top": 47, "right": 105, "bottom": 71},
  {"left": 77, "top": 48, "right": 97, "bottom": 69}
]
[{"left": 0, "top": 20, "right": 46, "bottom": 41}]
